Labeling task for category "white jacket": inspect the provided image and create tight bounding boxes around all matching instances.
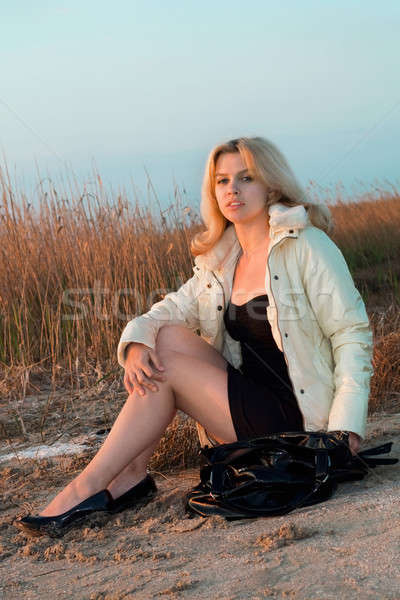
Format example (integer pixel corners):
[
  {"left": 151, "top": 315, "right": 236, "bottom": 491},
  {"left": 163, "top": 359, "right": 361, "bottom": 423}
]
[{"left": 118, "top": 203, "right": 374, "bottom": 443}]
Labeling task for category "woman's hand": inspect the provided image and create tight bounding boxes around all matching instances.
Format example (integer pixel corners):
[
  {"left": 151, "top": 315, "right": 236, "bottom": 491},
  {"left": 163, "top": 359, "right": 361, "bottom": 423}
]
[
  {"left": 124, "top": 342, "right": 166, "bottom": 396},
  {"left": 348, "top": 431, "right": 361, "bottom": 456}
]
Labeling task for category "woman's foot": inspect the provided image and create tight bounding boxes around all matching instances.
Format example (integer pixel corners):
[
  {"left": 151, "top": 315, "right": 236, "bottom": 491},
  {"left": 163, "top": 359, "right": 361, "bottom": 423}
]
[
  {"left": 14, "top": 489, "right": 113, "bottom": 538},
  {"left": 39, "top": 477, "right": 98, "bottom": 517},
  {"left": 15, "top": 476, "right": 158, "bottom": 538}
]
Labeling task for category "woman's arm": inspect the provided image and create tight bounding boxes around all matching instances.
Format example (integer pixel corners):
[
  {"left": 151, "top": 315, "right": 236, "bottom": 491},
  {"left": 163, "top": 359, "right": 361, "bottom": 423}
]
[
  {"left": 296, "top": 227, "right": 374, "bottom": 440},
  {"left": 117, "top": 273, "right": 201, "bottom": 368}
]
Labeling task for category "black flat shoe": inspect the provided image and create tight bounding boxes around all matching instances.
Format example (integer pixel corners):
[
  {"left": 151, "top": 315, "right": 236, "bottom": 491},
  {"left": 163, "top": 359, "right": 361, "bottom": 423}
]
[
  {"left": 14, "top": 489, "right": 113, "bottom": 538},
  {"left": 110, "top": 474, "right": 157, "bottom": 514}
]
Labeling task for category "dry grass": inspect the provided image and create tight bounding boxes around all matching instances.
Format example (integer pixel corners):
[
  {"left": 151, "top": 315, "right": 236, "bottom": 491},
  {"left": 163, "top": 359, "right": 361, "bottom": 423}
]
[
  {"left": 330, "top": 195, "right": 400, "bottom": 307},
  {"left": 329, "top": 195, "right": 400, "bottom": 415},
  {"left": 0, "top": 164, "right": 399, "bottom": 470},
  {"left": 0, "top": 166, "right": 200, "bottom": 385}
]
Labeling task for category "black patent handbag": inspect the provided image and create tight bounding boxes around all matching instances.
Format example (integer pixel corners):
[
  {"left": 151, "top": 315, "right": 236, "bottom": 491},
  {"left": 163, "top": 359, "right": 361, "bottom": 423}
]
[{"left": 185, "top": 431, "right": 398, "bottom": 519}]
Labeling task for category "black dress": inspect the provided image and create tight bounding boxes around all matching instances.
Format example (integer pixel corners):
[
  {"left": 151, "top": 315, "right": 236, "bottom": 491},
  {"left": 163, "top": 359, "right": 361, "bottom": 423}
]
[{"left": 224, "top": 293, "right": 304, "bottom": 440}]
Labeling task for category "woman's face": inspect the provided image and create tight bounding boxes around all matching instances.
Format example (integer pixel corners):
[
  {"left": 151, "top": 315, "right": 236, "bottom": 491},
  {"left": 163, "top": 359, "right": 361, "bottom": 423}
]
[{"left": 214, "top": 152, "right": 269, "bottom": 225}]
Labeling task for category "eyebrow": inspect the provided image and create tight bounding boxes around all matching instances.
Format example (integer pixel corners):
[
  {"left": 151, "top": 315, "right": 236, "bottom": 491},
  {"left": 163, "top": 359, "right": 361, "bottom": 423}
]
[{"left": 215, "top": 169, "right": 250, "bottom": 177}]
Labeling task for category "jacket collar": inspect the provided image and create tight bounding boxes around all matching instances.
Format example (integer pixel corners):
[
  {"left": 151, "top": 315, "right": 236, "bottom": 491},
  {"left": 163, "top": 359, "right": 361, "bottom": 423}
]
[{"left": 193, "top": 202, "right": 310, "bottom": 272}]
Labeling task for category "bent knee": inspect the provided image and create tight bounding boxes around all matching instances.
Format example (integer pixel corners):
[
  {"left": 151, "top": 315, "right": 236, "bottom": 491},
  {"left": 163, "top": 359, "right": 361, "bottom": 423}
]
[
  {"left": 126, "top": 379, "right": 171, "bottom": 402},
  {"left": 155, "top": 324, "right": 227, "bottom": 371},
  {"left": 155, "top": 324, "right": 198, "bottom": 353}
]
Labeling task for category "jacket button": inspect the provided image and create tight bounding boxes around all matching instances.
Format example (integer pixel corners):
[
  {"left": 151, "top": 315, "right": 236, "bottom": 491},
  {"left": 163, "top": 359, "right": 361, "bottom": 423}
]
[
  {"left": 300, "top": 389, "right": 304, "bottom": 394},
  {"left": 207, "top": 283, "right": 211, "bottom": 288},
  {"left": 274, "top": 275, "right": 279, "bottom": 280},
  {"left": 289, "top": 229, "right": 294, "bottom": 234},
  {"left": 217, "top": 305, "right": 223, "bottom": 311},
  {"left": 284, "top": 332, "right": 288, "bottom": 337}
]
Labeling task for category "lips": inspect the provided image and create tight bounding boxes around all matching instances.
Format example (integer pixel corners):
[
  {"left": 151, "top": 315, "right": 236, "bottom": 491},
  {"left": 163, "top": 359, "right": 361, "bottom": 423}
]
[{"left": 226, "top": 201, "right": 244, "bottom": 208}]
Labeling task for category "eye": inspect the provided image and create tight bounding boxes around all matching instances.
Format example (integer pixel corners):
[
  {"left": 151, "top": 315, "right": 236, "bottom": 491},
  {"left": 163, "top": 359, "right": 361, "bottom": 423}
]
[{"left": 216, "top": 175, "right": 252, "bottom": 185}]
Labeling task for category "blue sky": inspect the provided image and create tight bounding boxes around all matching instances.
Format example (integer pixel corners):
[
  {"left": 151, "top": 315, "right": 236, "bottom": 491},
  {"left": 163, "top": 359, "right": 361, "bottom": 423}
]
[{"left": 1, "top": 1, "right": 399, "bottom": 209}]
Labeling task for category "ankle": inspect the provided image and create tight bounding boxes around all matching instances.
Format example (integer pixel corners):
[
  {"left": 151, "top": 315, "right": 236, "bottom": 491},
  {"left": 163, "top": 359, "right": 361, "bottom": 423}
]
[
  {"left": 71, "top": 471, "right": 103, "bottom": 502},
  {"left": 39, "top": 477, "right": 92, "bottom": 517}
]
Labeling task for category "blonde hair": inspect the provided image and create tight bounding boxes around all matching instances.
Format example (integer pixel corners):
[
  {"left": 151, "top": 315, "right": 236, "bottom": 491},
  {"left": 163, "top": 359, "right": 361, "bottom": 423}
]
[{"left": 191, "top": 136, "right": 333, "bottom": 256}]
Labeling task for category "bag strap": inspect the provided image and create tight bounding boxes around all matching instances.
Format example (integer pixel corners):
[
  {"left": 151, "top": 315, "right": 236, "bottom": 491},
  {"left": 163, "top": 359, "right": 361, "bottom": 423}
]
[
  {"left": 314, "top": 450, "right": 331, "bottom": 485},
  {"left": 284, "top": 450, "right": 332, "bottom": 511},
  {"left": 358, "top": 442, "right": 398, "bottom": 465},
  {"left": 209, "top": 463, "right": 226, "bottom": 498},
  {"left": 358, "top": 442, "right": 393, "bottom": 456},
  {"left": 201, "top": 431, "right": 350, "bottom": 465}
]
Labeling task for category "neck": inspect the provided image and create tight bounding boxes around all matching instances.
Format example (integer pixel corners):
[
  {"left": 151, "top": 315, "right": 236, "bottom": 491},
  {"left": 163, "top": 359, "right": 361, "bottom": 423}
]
[{"left": 234, "top": 219, "right": 270, "bottom": 260}]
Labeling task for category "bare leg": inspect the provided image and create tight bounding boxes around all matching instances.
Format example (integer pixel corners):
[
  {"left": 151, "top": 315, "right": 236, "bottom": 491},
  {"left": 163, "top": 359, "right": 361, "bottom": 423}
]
[
  {"left": 108, "top": 327, "right": 228, "bottom": 497},
  {"left": 106, "top": 438, "right": 161, "bottom": 499},
  {"left": 40, "top": 326, "right": 235, "bottom": 516}
]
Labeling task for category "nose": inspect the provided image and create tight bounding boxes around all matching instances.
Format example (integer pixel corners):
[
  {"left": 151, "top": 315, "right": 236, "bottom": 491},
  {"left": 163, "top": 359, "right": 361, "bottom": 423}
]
[{"left": 227, "top": 180, "right": 240, "bottom": 195}]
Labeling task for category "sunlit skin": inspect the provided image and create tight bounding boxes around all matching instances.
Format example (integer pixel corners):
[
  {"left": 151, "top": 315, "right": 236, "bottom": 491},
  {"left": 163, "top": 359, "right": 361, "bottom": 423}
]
[
  {"left": 214, "top": 152, "right": 272, "bottom": 307},
  {"left": 214, "top": 152, "right": 271, "bottom": 260}
]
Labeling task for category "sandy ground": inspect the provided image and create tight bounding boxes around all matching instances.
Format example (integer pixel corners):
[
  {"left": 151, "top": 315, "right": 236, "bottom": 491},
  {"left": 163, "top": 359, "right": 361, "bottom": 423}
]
[{"left": 1, "top": 412, "right": 400, "bottom": 600}]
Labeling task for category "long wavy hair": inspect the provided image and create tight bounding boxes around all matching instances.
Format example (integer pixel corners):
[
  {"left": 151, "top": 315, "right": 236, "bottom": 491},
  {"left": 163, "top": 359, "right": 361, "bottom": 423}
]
[{"left": 190, "top": 136, "right": 333, "bottom": 256}]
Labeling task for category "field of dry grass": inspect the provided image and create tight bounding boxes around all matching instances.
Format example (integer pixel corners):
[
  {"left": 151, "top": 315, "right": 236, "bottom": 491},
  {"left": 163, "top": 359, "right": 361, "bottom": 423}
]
[{"left": 0, "top": 166, "right": 399, "bottom": 470}]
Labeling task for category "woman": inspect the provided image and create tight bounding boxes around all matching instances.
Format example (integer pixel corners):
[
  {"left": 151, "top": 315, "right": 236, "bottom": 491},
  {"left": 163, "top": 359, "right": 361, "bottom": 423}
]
[{"left": 16, "top": 136, "right": 373, "bottom": 537}]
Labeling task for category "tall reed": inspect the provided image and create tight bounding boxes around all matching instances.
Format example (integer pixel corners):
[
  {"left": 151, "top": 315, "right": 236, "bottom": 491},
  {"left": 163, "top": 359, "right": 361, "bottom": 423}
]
[
  {"left": 0, "top": 165, "right": 201, "bottom": 391},
  {"left": 0, "top": 165, "right": 399, "bottom": 450}
]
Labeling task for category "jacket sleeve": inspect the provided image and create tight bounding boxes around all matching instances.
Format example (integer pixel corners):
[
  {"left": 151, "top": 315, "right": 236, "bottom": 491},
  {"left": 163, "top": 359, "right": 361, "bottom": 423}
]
[
  {"left": 117, "top": 273, "right": 201, "bottom": 368},
  {"left": 297, "top": 227, "right": 374, "bottom": 440}
]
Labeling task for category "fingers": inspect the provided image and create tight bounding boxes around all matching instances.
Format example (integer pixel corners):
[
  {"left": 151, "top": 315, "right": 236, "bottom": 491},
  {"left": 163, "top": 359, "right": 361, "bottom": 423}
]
[
  {"left": 123, "top": 373, "right": 134, "bottom": 394},
  {"left": 139, "top": 356, "right": 167, "bottom": 385},
  {"left": 124, "top": 371, "right": 148, "bottom": 396},
  {"left": 140, "top": 364, "right": 166, "bottom": 383},
  {"left": 123, "top": 348, "right": 166, "bottom": 396},
  {"left": 135, "top": 370, "right": 160, "bottom": 395},
  {"left": 141, "top": 354, "right": 166, "bottom": 381},
  {"left": 149, "top": 350, "right": 165, "bottom": 373},
  {"left": 124, "top": 368, "right": 166, "bottom": 396}
]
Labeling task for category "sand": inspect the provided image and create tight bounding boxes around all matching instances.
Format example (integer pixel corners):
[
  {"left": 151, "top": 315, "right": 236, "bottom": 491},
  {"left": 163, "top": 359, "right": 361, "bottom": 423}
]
[{"left": 1, "top": 412, "right": 399, "bottom": 600}]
